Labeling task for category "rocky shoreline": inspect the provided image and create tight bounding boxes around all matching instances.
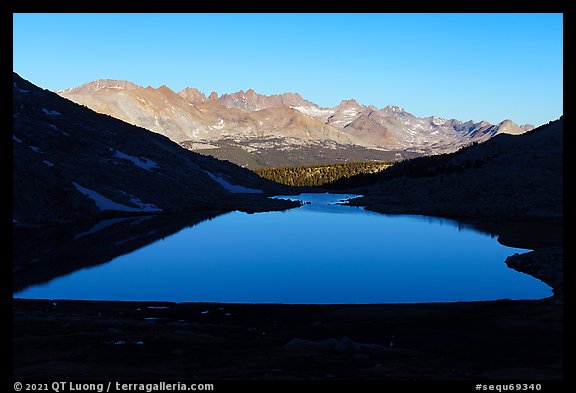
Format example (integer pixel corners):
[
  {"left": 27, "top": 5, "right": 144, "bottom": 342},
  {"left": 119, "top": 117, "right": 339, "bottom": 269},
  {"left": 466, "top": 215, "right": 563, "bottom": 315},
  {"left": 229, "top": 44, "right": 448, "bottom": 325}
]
[
  {"left": 506, "top": 247, "right": 563, "bottom": 297},
  {"left": 13, "top": 296, "right": 562, "bottom": 380}
]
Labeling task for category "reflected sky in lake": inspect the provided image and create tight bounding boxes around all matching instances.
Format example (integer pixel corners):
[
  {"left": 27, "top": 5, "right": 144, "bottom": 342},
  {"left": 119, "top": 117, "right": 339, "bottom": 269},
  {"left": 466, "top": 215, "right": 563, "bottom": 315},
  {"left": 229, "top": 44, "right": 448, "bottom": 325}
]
[{"left": 15, "top": 193, "right": 551, "bottom": 304}]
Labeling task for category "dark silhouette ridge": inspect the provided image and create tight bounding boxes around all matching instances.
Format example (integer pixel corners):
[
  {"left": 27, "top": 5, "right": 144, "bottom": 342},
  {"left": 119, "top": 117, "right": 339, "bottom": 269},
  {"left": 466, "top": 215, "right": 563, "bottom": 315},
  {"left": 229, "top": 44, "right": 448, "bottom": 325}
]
[{"left": 326, "top": 118, "right": 563, "bottom": 222}]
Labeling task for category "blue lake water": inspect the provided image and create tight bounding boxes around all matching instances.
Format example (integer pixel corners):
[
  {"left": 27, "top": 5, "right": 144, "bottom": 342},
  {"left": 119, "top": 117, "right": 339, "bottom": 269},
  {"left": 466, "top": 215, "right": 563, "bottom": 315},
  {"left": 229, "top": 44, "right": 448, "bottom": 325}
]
[{"left": 14, "top": 193, "right": 551, "bottom": 304}]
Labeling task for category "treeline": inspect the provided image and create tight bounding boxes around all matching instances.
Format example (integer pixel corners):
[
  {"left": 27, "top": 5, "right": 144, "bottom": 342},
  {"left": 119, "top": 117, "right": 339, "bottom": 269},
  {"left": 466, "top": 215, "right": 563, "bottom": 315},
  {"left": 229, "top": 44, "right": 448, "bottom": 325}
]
[{"left": 253, "top": 162, "right": 392, "bottom": 187}]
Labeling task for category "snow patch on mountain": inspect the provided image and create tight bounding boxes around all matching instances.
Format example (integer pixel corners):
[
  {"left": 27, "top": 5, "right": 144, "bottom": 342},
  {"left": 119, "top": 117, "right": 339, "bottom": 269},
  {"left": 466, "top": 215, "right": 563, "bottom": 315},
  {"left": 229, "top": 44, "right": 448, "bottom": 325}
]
[
  {"left": 42, "top": 108, "right": 61, "bottom": 116},
  {"left": 13, "top": 82, "right": 29, "bottom": 93},
  {"left": 113, "top": 149, "right": 159, "bottom": 171},
  {"left": 121, "top": 191, "right": 163, "bottom": 211},
  {"left": 212, "top": 119, "right": 225, "bottom": 130},
  {"left": 431, "top": 116, "right": 446, "bottom": 126},
  {"left": 48, "top": 124, "right": 70, "bottom": 136},
  {"left": 203, "top": 171, "right": 263, "bottom": 194},
  {"left": 343, "top": 108, "right": 359, "bottom": 117},
  {"left": 291, "top": 106, "right": 335, "bottom": 119},
  {"left": 73, "top": 182, "right": 162, "bottom": 212}
]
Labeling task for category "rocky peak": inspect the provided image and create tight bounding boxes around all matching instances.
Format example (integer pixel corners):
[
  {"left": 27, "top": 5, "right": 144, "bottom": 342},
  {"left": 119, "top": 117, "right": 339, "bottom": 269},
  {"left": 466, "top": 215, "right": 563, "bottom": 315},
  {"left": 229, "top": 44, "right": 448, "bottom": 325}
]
[
  {"left": 208, "top": 91, "right": 219, "bottom": 100},
  {"left": 58, "top": 79, "right": 140, "bottom": 94},
  {"left": 521, "top": 124, "right": 536, "bottom": 132},
  {"left": 157, "top": 85, "right": 175, "bottom": 94},
  {"left": 496, "top": 119, "right": 525, "bottom": 135},
  {"left": 338, "top": 99, "right": 362, "bottom": 109},
  {"left": 382, "top": 105, "right": 405, "bottom": 113},
  {"left": 428, "top": 116, "right": 447, "bottom": 126},
  {"left": 218, "top": 89, "right": 313, "bottom": 112},
  {"left": 178, "top": 87, "right": 207, "bottom": 104}
]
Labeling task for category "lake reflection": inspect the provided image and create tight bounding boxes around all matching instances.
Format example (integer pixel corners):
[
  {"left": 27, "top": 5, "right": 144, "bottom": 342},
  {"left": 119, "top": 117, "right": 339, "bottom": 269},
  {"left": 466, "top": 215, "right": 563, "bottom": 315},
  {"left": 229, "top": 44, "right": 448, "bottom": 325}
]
[{"left": 14, "top": 193, "right": 551, "bottom": 303}]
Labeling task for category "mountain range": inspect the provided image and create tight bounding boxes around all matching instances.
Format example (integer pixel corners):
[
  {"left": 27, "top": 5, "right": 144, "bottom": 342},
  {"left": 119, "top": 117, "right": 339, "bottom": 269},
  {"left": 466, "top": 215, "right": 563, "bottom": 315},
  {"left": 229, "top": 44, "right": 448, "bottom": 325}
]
[
  {"left": 58, "top": 80, "right": 534, "bottom": 168},
  {"left": 13, "top": 73, "right": 295, "bottom": 226}
]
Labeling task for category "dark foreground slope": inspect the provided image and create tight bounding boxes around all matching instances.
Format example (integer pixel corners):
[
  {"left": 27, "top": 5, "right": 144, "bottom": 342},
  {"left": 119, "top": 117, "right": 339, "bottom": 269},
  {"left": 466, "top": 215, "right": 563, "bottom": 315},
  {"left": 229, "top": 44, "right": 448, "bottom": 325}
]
[
  {"left": 329, "top": 118, "right": 563, "bottom": 222},
  {"left": 13, "top": 298, "right": 562, "bottom": 380},
  {"left": 13, "top": 73, "right": 296, "bottom": 226}
]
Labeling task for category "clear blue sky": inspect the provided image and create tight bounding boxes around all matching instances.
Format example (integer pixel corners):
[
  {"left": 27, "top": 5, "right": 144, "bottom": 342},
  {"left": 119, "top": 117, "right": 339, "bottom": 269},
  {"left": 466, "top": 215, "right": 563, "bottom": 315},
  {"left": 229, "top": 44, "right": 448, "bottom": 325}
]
[{"left": 13, "top": 13, "right": 562, "bottom": 126}]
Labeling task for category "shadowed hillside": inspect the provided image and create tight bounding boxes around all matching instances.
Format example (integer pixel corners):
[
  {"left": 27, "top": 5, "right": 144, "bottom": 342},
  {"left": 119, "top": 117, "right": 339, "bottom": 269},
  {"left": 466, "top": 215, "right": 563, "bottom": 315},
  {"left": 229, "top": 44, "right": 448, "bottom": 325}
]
[
  {"left": 328, "top": 118, "right": 563, "bottom": 222},
  {"left": 13, "top": 73, "right": 297, "bottom": 226}
]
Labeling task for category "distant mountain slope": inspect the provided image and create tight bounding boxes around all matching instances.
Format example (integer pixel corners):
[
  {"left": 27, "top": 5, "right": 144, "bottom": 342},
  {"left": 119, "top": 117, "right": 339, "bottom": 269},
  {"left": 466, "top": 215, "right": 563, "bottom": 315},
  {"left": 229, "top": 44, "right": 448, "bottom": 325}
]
[
  {"left": 58, "top": 80, "right": 355, "bottom": 144},
  {"left": 330, "top": 117, "right": 562, "bottom": 221},
  {"left": 58, "top": 79, "right": 210, "bottom": 143},
  {"left": 58, "top": 80, "right": 531, "bottom": 167},
  {"left": 13, "top": 73, "right": 295, "bottom": 225}
]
